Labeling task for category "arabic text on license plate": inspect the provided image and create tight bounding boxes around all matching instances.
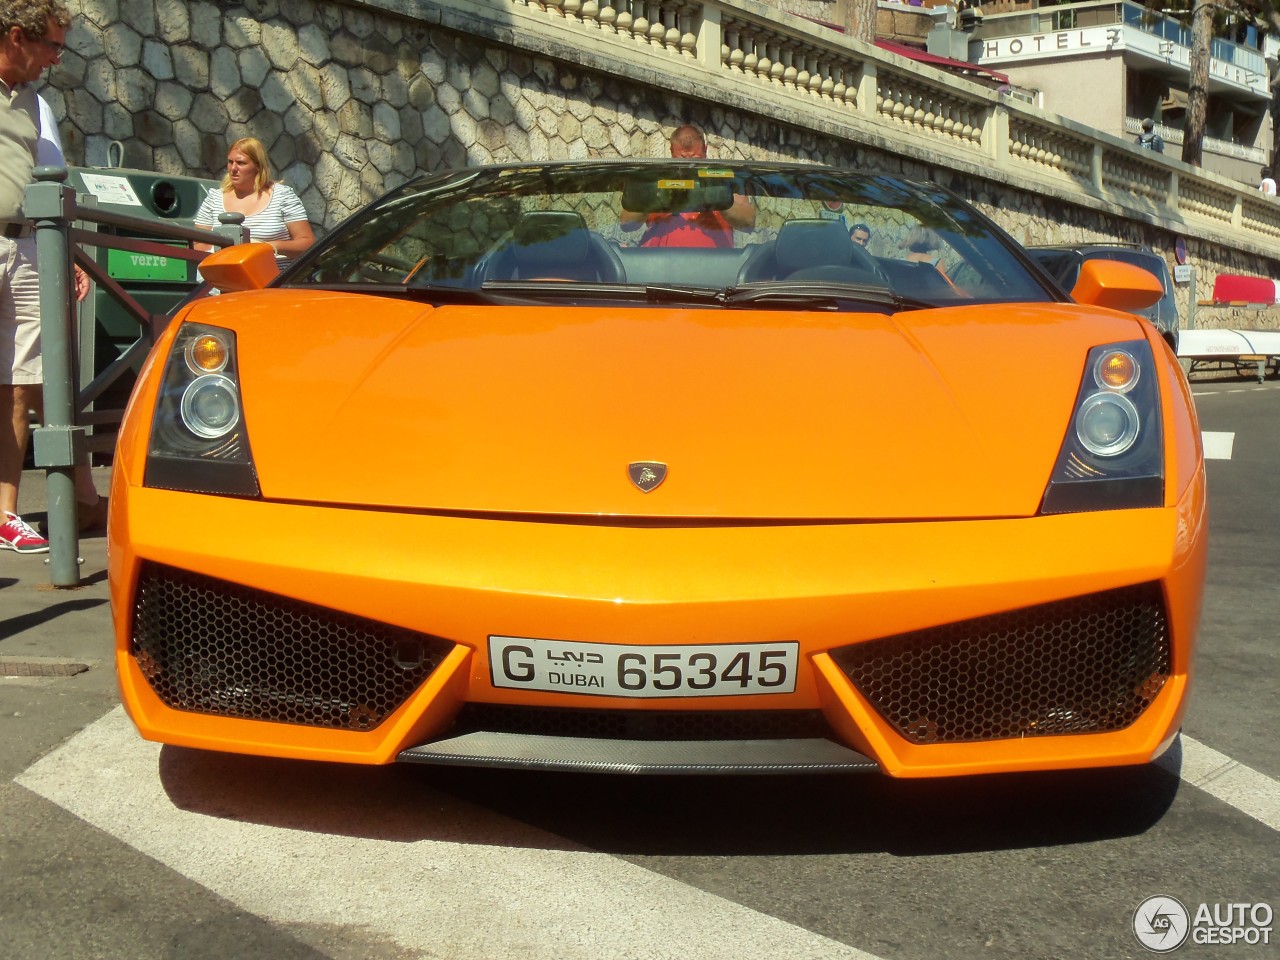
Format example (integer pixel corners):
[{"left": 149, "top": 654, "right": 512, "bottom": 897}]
[{"left": 488, "top": 637, "right": 799, "bottom": 698}]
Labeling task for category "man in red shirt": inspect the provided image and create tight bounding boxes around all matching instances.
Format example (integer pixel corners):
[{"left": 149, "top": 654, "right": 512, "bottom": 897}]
[{"left": 622, "top": 125, "right": 755, "bottom": 248}]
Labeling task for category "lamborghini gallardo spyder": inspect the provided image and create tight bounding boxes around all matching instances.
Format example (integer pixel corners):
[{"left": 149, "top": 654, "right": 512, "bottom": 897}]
[{"left": 110, "top": 161, "right": 1206, "bottom": 777}]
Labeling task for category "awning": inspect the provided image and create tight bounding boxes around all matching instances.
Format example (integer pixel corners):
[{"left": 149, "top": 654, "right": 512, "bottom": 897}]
[
  {"left": 874, "top": 38, "right": 1010, "bottom": 84},
  {"left": 796, "top": 14, "right": 1011, "bottom": 85}
]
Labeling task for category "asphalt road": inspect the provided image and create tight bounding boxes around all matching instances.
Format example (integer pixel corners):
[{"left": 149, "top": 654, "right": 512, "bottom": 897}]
[{"left": 1, "top": 374, "right": 1276, "bottom": 960}]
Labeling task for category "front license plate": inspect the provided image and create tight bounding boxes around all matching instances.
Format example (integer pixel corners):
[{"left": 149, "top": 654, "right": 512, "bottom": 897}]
[{"left": 488, "top": 636, "right": 799, "bottom": 698}]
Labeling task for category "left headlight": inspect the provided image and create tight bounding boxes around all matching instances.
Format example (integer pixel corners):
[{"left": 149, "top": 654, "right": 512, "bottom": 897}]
[
  {"left": 1040, "top": 339, "right": 1162, "bottom": 514},
  {"left": 144, "top": 322, "right": 260, "bottom": 497}
]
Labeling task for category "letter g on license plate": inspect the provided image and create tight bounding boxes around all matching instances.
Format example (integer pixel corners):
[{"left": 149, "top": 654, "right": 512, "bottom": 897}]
[{"left": 489, "top": 636, "right": 799, "bottom": 698}]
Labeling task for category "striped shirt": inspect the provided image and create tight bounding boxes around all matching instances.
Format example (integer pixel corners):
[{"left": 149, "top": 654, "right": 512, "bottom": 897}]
[{"left": 195, "top": 183, "right": 309, "bottom": 266}]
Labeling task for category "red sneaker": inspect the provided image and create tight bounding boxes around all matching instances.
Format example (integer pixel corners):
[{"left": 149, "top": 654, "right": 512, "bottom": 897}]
[{"left": 0, "top": 512, "right": 49, "bottom": 554}]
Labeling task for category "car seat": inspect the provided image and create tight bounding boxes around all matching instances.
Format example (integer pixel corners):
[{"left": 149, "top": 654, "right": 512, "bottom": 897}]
[
  {"left": 489, "top": 210, "right": 626, "bottom": 282},
  {"left": 738, "top": 218, "right": 884, "bottom": 284}
]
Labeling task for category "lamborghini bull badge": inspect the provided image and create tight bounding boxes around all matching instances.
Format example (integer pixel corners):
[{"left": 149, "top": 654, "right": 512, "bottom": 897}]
[{"left": 628, "top": 461, "right": 667, "bottom": 493}]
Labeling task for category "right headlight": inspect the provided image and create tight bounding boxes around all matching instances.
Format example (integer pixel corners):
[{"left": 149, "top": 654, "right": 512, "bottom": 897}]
[
  {"left": 144, "top": 322, "right": 260, "bottom": 497},
  {"left": 1040, "top": 340, "right": 1163, "bottom": 514}
]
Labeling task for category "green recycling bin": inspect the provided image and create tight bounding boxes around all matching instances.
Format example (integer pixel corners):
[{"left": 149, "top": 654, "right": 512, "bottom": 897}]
[{"left": 65, "top": 165, "right": 219, "bottom": 430}]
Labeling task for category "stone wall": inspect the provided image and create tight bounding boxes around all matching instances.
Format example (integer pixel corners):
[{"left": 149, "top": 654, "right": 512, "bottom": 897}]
[
  {"left": 40, "top": 0, "right": 1280, "bottom": 324},
  {"left": 1194, "top": 304, "right": 1280, "bottom": 331}
]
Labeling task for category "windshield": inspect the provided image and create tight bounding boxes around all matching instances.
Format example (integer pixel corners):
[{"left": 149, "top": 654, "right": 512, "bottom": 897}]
[{"left": 292, "top": 161, "right": 1056, "bottom": 310}]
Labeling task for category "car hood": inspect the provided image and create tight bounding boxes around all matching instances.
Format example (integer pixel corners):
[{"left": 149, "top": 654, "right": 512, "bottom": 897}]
[{"left": 201, "top": 290, "right": 1143, "bottom": 521}]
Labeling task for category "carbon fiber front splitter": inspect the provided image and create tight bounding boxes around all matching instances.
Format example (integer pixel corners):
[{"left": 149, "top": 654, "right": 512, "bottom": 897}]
[{"left": 398, "top": 732, "right": 880, "bottom": 775}]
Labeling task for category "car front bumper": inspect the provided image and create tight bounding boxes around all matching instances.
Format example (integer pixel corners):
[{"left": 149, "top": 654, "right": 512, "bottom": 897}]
[{"left": 110, "top": 477, "right": 1206, "bottom": 778}]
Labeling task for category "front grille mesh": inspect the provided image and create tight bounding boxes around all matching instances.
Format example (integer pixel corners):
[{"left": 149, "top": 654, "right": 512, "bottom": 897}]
[
  {"left": 830, "top": 583, "right": 1170, "bottom": 743},
  {"left": 132, "top": 562, "right": 453, "bottom": 730},
  {"left": 452, "top": 704, "right": 835, "bottom": 741}
]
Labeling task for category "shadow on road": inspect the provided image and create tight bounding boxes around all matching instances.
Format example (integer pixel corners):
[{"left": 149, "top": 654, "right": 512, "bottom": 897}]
[
  {"left": 0, "top": 597, "right": 108, "bottom": 642},
  {"left": 157, "top": 739, "right": 1181, "bottom": 857}
]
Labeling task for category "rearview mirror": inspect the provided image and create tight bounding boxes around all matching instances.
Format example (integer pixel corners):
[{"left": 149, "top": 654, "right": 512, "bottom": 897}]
[{"left": 621, "top": 179, "right": 734, "bottom": 214}]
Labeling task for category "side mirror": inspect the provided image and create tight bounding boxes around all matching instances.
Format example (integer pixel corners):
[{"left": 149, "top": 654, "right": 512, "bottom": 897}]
[
  {"left": 1070, "top": 259, "right": 1163, "bottom": 313},
  {"left": 198, "top": 242, "right": 279, "bottom": 291}
]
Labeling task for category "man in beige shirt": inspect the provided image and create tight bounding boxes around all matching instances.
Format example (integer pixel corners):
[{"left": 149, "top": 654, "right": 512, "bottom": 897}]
[{"left": 0, "top": 0, "right": 98, "bottom": 554}]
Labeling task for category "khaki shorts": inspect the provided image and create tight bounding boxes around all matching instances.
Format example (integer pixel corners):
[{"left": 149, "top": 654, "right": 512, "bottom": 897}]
[{"left": 0, "top": 236, "right": 41, "bottom": 385}]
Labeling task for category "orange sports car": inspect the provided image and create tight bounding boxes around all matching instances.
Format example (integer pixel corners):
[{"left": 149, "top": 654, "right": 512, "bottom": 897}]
[{"left": 110, "top": 161, "right": 1206, "bottom": 777}]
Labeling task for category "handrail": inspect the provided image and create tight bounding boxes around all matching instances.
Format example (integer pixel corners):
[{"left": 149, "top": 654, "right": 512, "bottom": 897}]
[
  {"left": 22, "top": 166, "right": 248, "bottom": 586},
  {"left": 1121, "top": 116, "right": 1268, "bottom": 164}
]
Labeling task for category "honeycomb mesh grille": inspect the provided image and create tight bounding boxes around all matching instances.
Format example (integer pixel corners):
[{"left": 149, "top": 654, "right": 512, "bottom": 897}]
[
  {"left": 830, "top": 583, "right": 1170, "bottom": 744},
  {"left": 131, "top": 562, "right": 453, "bottom": 730},
  {"left": 453, "top": 704, "right": 835, "bottom": 741}
]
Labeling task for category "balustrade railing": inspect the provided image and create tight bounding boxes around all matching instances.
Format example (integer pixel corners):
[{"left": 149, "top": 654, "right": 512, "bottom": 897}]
[
  {"left": 1007, "top": 114, "right": 1094, "bottom": 185},
  {"left": 1100, "top": 150, "right": 1168, "bottom": 204},
  {"left": 877, "top": 72, "right": 984, "bottom": 149},
  {"left": 1120, "top": 116, "right": 1268, "bottom": 166},
  {"left": 1239, "top": 197, "right": 1280, "bottom": 242},
  {"left": 539, "top": 1, "right": 697, "bottom": 56},
  {"left": 719, "top": 13, "right": 859, "bottom": 109},
  {"left": 1179, "top": 179, "right": 1243, "bottom": 229}
]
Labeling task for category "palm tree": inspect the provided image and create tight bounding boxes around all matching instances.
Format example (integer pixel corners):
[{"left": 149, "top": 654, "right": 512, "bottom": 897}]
[{"left": 1181, "top": 0, "right": 1214, "bottom": 165}]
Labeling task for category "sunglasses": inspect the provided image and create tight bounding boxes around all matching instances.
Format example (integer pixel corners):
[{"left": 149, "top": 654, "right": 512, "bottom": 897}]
[{"left": 22, "top": 31, "right": 64, "bottom": 53}]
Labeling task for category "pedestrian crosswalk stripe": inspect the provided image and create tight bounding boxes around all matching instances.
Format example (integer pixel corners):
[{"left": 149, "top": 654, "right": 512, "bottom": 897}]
[
  {"left": 16, "top": 707, "right": 885, "bottom": 960},
  {"left": 1201, "top": 431, "right": 1234, "bottom": 460},
  {"left": 1160, "top": 735, "right": 1280, "bottom": 833}
]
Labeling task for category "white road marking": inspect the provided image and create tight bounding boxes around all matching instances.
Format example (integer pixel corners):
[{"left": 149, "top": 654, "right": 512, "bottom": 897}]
[
  {"left": 16, "top": 713, "right": 1278, "bottom": 960},
  {"left": 16, "top": 707, "right": 883, "bottom": 960},
  {"left": 1159, "top": 736, "right": 1280, "bottom": 833},
  {"left": 1201, "top": 431, "right": 1235, "bottom": 460},
  {"left": 1190, "top": 381, "right": 1280, "bottom": 396}
]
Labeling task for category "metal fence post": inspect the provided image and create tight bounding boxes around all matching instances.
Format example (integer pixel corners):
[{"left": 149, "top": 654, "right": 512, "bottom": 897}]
[
  {"left": 214, "top": 211, "right": 247, "bottom": 247},
  {"left": 24, "top": 166, "right": 83, "bottom": 587},
  {"left": 1186, "top": 265, "right": 1197, "bottom": 331}
]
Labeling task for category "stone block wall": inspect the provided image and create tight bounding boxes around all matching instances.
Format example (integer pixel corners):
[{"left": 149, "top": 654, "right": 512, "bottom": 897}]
[
  {"left": 38, "top": 0, "right": 1279, "bottom": 323},
  {"left": 875, "top": 8, "right": 934, "bottom": 43}
]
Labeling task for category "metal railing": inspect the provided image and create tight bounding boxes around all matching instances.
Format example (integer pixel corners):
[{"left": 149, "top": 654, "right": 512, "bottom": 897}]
[
  {"left": 23, "top": 166, "right": 247, "bottom": 587},
  {"left": 1121, "top": 116, "right": 1268, "bottom": 164}
]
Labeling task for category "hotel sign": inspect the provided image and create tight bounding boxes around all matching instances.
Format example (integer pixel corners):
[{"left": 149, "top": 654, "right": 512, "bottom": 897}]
[
  {"left": 977, "top": 26, "right": 1121, "bottom": 60},
  {"left": 974, "top": 24, "right": 1267, "bottom": 95},
  {"left": 977, "top": 26, "right": 1122, "bottom": 61}
]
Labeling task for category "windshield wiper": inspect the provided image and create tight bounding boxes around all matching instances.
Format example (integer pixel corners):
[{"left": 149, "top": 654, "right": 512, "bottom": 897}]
[
  {"left": 302, "top": 282, "right": 500, "bottom": 304},
  {"left": 642, "top": 284, "right": 731, "bottom": 305},
  {"left": 645, "top": 282, "right": 935, "bottom": 311},
  {"left": 468, "top": 279, "right": 938, "bottom": 311},
  {"left": 721, "top": 282, "right": 934, "bottom": 311},
  {"left": 481, "top": 280, "right": 647, "bottom": 301}
]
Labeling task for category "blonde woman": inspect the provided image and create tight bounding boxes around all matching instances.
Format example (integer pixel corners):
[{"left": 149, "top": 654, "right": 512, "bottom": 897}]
[
  {"left": 903, "top": 225, "right": 943, "bottom": 266},
  {"left": 194, "top": 137, "right": 314, "bottom": 268}
]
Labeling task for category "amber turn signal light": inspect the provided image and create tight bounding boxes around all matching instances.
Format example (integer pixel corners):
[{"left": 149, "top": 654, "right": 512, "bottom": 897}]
[{"left": 1095, "top": 349, "right": 1138, "bottom": 392}]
